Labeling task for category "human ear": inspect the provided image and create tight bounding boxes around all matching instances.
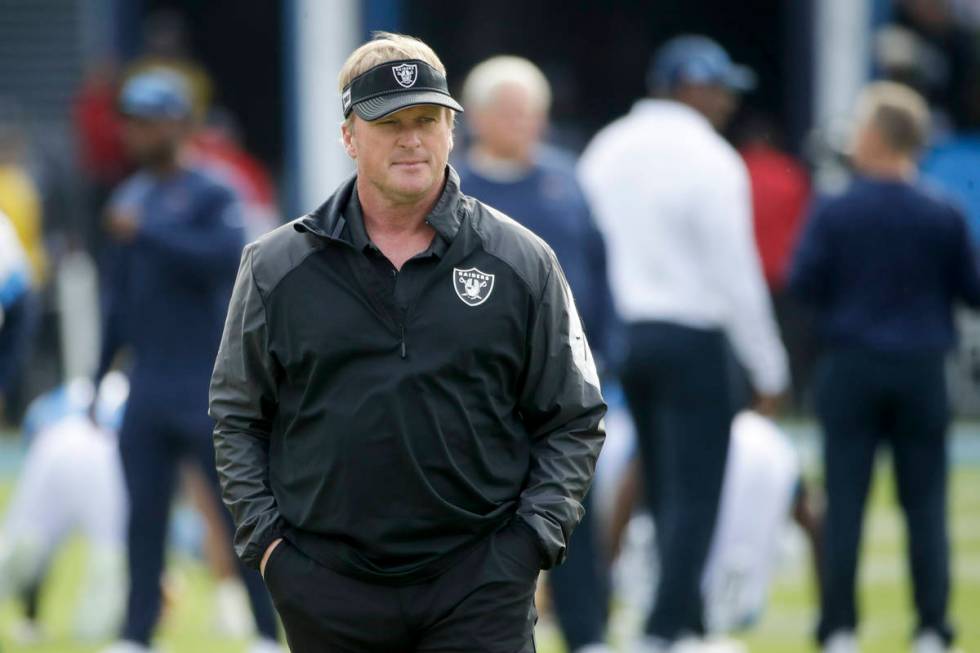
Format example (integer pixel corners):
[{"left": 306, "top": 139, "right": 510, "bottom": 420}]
[{"left": 341, "top": 122, "right": 357, "bottom": 159}]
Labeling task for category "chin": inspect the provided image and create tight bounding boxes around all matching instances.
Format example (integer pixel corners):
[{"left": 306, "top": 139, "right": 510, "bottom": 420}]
[{"left": 390, "top": 172, "right": 436, "bottom": 196}]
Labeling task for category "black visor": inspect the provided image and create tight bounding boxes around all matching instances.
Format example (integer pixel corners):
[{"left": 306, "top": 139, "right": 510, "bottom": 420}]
[{"left": 342, "top": 59, "right": 464, "bottom": 121}]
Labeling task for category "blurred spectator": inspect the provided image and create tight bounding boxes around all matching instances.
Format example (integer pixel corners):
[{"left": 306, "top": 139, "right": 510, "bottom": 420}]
[
  {"left": 579, "top": 35, "right": 788, "bottom": 653},
  {"left": 0, "top": 210, "right": 33, "bottom": 427},
  {"left": 952, "top": 0, "right": 980, "bottom": 26},
  {"left": 701, "top": 410, "right": 806, "bottom": 634},
  {"left": 95, "top": 70, "right": 280, "bottom": 653},
  {"left": 736, "top": 114, "right": 810, "bottom": 294},
  {"left": 73, "top": 59, "right": 130, "bottom": 253},
  {"left": 789, "top": 81, "right": 978, "bottom": 653},
  {"left": 921, "top": 66, "right": 980, "bottom": 245},
  {"left": 0, "top": 98, "right": 48, "bottom": 423},
  {"left": 0, "top": 99, "right": 51, "bottom": 423},
  {"left": 0, "top": 374, "right": 128, "bottom": 644},
  {"left": 123, "top": 8, "right": 214, "bottom": 124},
  {"left": 187, "top": 108, "right": 280, "bottom": 242},
  {"left": 458, "top": 57, "right": 621, "bottom": 375},
  {"left": 457, "top": 55, "right": 617, "bottom": 653},
  {"left": 735, "top": 113, "right": 814, "bottom": 410},
  {"left": 0, "top": 98, "right": 48, "bottom": 286},
  {"left": 604, "top": 409, "right": 824, "bottom": 640},
  {"left": 877, "top": 0, "right": 978, "bottom": 132}
]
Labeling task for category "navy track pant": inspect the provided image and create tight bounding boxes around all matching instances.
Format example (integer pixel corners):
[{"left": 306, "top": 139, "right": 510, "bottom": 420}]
[
  {"left": 815, "top": 349, "right": 953, "bottom": 645},
  {"left": 117, "top": 397, "right": 278, "bottom": 644},
  {"left": 620, "top": 321, "right": 734, "bottom": 641}
]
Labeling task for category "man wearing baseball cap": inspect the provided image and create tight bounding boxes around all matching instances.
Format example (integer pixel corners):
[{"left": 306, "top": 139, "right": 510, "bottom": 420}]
[
  {"left": 210, "top": 32, "right": 605, "bottom": 653},
  {"left": 580, "top": 35, "right": 788, "bottom": 653},
  {"left": 97, "top": 70, "right": 281, "bottom": 653}
]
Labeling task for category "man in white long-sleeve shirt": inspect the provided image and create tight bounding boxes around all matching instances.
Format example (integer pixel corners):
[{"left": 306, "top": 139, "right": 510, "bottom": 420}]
[{"left": 579, "top": 35, "right": 788, "bottom": 653}]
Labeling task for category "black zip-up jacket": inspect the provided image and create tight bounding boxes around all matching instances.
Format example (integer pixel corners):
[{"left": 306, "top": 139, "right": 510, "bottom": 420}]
[{"left": 210, "top": 167, "right": 606, "bottom": 584}]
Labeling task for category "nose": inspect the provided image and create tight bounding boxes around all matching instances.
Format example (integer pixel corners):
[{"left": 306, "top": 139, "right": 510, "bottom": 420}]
[{"left": 397, "top": 125, "right": 423, "bottom": 148}]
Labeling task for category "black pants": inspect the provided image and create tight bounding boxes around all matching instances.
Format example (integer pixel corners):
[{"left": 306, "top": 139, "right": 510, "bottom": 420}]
[
  {"left": 620, "top": 322, "right": 733, "bottom": 641},
  {"left": 264, "top": 521, "right": 539, "bottom": 653},
  {"left": 815, "top": 350, "right": 953, "bottom": 645}
]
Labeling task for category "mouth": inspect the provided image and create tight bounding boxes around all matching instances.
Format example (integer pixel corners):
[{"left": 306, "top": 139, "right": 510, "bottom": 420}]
[{"left": 392, "top": 160, "right": 427, "bottom": 168}]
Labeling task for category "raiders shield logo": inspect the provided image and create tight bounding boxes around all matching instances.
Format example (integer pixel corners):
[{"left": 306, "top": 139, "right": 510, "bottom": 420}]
[
  {"left": 392, "top": 63, "right": 419, "bottom": 88},
  {"left": 453, "top": 268, "right": 495, "bottom": 307}
]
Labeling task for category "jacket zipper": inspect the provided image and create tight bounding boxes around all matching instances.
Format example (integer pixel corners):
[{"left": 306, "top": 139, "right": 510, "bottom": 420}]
[{"left": 301, "top": 218, "right": 411, "bottom": 361}]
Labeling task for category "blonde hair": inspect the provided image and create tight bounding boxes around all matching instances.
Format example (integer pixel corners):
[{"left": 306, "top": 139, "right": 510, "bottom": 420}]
[
  {"left": 462, "top": 56, "right": 552, "bottom": 113},
  {"left": 339, "top": 32, "right": 450, "bottom": 130},
  {"left": 855, "top": 81, "right": 930, "bottom": 155}
]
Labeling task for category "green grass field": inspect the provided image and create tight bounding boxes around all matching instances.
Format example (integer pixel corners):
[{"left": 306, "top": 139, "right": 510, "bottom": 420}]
[{"left": 1, "top": 463, "right": 978, "bottom": 652}]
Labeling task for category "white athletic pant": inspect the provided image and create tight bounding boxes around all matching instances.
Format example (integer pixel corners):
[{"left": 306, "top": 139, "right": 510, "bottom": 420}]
[
  {"left": 701, "top": 410, "right": 801, "bottom": 632},
  {"left": 0, "top": 414, "right": 127, "bottom": 639}
]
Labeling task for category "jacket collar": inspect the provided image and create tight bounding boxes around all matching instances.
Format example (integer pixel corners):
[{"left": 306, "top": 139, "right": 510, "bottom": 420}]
[{"left": 295, "top": 165, "right": 466, "bottom": 245}]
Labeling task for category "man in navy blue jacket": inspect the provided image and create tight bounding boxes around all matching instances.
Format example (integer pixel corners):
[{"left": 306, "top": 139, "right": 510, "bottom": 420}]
[
  {"left": 790, "top": 81, "right": 980, "bottom": 653},
  {"left": 96, "top": 71, "right": 280, "bottom": 653},
  {"left": 456, "top": 56, "right": 618, "bottom": 653}
]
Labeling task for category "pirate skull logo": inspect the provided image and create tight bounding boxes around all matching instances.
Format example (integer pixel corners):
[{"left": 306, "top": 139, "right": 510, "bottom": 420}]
[
  {"left": 392, "top": 63, "right": 419, "bottom": 88},
  {"left": 453, "top": 267, "right": 495, "bottom": 307}
]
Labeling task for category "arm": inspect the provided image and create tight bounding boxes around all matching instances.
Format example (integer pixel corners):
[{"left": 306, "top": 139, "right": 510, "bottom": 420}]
[
  {"left": 787, "top": 201, "right": 835, "bottom": 307},
  {"left": 948, "top": 207, "right": 980, "bottom": 308},
  {"left": 94, "top": 245, "right": 130, "bottom": 382},
  {"left": 209, "top": 245, "right": 287, "bottom": 569},
  {"left": 701, "top": 159, "right": 788, "bottom": 396},
  {"left": 516, "top": 256, "right": 607, "bottom": 569},
  {"left": 584, "top": 215, "right": 624, "bottom": 377},
  {"left": 137, "top": 186, "right": 245, "bottom": 280}
]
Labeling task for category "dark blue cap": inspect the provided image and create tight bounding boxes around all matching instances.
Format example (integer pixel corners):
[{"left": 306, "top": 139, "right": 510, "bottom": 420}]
[
  {"left": 648, "top": 35, "right": 757, "bottom": 93},
  {"left": 118, "top": 70, "right": 192, "bottom": 119}
]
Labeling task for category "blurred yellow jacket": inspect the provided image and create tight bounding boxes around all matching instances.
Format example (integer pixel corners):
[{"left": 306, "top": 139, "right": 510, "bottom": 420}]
[{"left": 0, "top": 165, "right": 47, "bottom": 285}]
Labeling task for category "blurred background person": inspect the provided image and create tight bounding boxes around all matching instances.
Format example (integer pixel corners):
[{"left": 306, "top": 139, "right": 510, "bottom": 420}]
[
  {"left": 736, "top": 113, "right": 811, "bottom": 297},
  {"left": 579, "top": 35, "right": 789, "bottom": 653},
  {"left": 604, "top": 409, "right": 825, "bottom": 642},
  {"left": 94, "top": 70, "right": 280, "bottom": 653},
  {"left": 187, "top": 108, "right": 280, "bottom": 242},
  {"left": 0, "top": 100, "right": 48, "bottom": 288},
  {"left": 0, "top": 373, "right": 128, "bottom": 644},
  {"left": 789, "top": 81, "right": 979, "bottom": 653},
  {"left": 921, "top": 66, "right": 980, "bottom": 247},
  {"left": 456, "top": 55, "right": 618, "bottom": 653},
  {"left": 123, "top": 8, "right": 214, "bottom": 126},
  {"left": 0, "top": 99, "right": 47, "bottom": 426},
  {"left": 879, "top": 0, "right": 976, "bottom": 136},
  {"left": 0, "top": 209, "right": 34, "bottom": 428},
  {"left": 919, "top": 64, "right": 980, "bottom": 418},
  {"left": 73, "top": 59, "right": 130, "bottom": 256},
  {"left": 700, "top": 409, "right": 804, "bottom": 635},
  {"left": 0, "top": 206, "right": 43, "bottom": 642},
  {"left": 735, "top": 112, "right": 814, "bottom": 412}
]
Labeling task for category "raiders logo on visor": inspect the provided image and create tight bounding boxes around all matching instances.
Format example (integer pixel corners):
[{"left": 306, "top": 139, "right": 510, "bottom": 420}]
[
  {"left": 392, "top": 63, "right": 418, "bottom": 88},
  {"left": 341, "top": 59, "right": 464, "bottom": 121}
]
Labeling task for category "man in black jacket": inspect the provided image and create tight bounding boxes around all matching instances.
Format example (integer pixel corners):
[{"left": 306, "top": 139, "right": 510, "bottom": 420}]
[{"left": 210, "top": 32, "right": 606, "bottom": 653}]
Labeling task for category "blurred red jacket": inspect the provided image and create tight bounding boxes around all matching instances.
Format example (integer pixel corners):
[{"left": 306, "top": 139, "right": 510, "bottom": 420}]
[{"left": 740, "top": 143, "right": 810, "bottom": 293}]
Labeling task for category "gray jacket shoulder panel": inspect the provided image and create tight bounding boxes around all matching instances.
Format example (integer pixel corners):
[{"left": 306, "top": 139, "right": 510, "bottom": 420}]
[
  {"left": 247, "top": 217, "right": 326, "bottom": 297},
  {"left": 468, "top": 198, "right": 557, "bottom": 299}
]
